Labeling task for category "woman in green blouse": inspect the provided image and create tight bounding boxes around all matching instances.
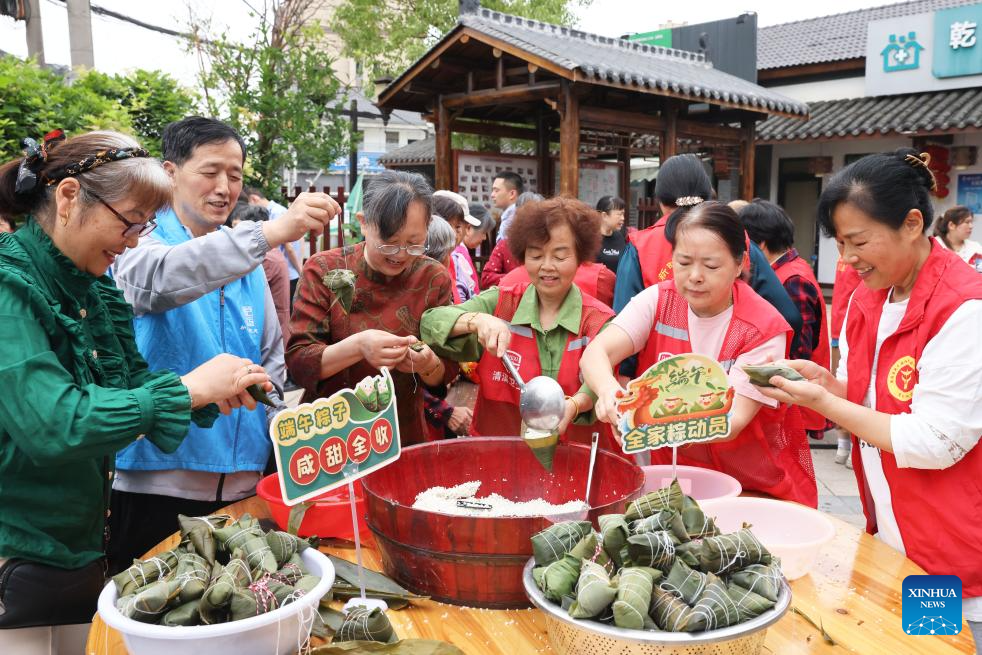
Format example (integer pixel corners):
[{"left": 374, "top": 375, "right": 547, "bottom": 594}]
[
  {"left": 421, "top": 196, "right": 616, "bottom": 447},
  {"left": 0, "top": 130, "right": 272, "bottom": 651}
]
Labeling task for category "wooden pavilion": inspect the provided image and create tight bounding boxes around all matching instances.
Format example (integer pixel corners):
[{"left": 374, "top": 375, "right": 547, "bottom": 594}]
[{"left": 376, "top": 0, "right": 808, "bottom": 206}]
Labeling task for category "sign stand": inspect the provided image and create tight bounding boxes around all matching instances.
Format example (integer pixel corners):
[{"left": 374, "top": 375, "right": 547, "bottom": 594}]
[{"left": 342, "top": 476, "right": 387, "bottom": 613}]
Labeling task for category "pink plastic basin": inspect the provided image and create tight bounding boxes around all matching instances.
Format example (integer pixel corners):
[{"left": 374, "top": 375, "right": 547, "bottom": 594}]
[
  {"left": 641, "top": 464, "right": 742, "bottom": 500},
  {"left": 699, "top": 496, "right": 835, "bottom": 579}
]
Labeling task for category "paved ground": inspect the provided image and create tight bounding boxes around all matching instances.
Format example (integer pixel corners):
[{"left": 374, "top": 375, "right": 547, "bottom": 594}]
[{"left": 286, "top": 383, "right": 866, "bottom": 527}]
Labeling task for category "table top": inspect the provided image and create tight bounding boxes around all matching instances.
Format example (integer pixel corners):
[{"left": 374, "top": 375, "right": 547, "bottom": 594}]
[{"left": 86, "top": 495, "right": 977, "bottom": 655}]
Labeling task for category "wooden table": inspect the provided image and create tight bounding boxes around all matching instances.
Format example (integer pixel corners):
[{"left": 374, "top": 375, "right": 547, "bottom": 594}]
[{"left": 87, "top": 496, "right": 977, "bottom": 655}]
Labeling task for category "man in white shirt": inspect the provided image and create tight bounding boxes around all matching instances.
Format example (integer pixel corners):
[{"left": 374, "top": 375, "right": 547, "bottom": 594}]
[{"left": 491, "top": 171, "right": 523, "bottom": 242}]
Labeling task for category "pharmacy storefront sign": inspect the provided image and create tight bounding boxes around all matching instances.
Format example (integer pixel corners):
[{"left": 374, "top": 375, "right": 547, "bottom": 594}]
[{"left": 866, "top": 3, "right": 982, "bottom": 95}]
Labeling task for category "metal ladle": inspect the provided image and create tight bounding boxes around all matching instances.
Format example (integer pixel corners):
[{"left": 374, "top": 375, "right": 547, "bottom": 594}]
[{"left": 501, "top": 355, "right": 566, "bottom": 431}]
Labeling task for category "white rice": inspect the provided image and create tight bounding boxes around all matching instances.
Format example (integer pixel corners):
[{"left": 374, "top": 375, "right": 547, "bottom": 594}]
[{"left": 412, "top": 480, "right": 588, "bottom": 518}]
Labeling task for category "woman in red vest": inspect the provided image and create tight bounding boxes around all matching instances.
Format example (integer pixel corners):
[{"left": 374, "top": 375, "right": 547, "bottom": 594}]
[
  {"left": 421, "top": 197, "right": 615, "bottom": 448},
  {"left": 738, "top": 199, "right": 832, "bottom": 441},
  {"left": 499, "top": 259, "right": 615, "bottom": 307},
  {"left": 582, "top": 200, "right": 817, "bottom": 506},
  {"left": 758, "top": 149, "right": 982, "bottom": 639}
]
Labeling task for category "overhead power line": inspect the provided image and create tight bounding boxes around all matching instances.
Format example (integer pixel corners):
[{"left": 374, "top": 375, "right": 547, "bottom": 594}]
[{"left": 48, "top": 0, "right": 206, "bottom": 42}]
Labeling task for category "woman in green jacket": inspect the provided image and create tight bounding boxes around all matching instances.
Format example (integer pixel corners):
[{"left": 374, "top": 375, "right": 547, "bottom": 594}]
[{"left": 0, "top": 130, "right": 272, "bottom": 653}]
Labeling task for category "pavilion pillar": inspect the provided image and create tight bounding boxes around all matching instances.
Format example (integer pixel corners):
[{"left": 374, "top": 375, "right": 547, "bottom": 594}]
[
  {"left": 558, "top": 80, "right": 580, "bottom": 198},
  {"left": 660, "top": 103, "right": 678, "bottom": 163},
  {"left": 536, "top": 112, "right": 553, "bottom": 196},
  {"left": 618, "top": 146, "right": 631, "bottom": 206},
  {"left": 435, "top": 95, "right": 452, "bottom": 190},
  {"left": 739, "top": 120, "right": 756, "bottom": 200}
]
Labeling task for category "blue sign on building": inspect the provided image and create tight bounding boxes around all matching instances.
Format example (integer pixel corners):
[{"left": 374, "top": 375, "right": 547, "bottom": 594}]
[
  {"left": 327, "top": 151, "right": 386, "bottom": 175},
  {"left": 882, "top": 31, "right": 925, "bottom": 72},
  {"left": 933, "top": 4, "right": 982, "bottom": 78}
]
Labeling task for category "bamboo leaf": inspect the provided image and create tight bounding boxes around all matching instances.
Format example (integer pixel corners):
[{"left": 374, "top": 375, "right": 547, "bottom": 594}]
[{"left": 287, "top": 501, "right": 313, "bottom": 536}]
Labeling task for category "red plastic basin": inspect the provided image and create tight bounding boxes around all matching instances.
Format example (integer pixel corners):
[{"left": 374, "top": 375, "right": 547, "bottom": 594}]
[
  {"left": 361, "top": 437, "right": 644, "bottom": 609},
  {"left": 256, "top": 473, "right": 368, "bottom": 541}
]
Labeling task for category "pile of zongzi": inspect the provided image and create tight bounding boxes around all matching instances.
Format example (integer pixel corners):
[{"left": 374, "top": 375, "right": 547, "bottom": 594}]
[
  {"left": 531, "top": 480, "right": 785, "bottom": 633},
  {"left": 111, "top": 514, "right": 324, "bottom": 626}
]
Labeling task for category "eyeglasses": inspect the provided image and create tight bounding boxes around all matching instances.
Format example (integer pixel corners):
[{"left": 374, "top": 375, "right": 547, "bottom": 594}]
[
  {"left": 87, "top": 189, "right": 157, "bottom": 238},
  {"left": 375, "top": 242, "right": 427, "bottom": 256}
]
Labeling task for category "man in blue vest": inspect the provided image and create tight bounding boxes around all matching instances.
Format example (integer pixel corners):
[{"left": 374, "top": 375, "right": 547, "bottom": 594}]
[{"left": 108, "top": 117, "right": 340, "bottom": 571}]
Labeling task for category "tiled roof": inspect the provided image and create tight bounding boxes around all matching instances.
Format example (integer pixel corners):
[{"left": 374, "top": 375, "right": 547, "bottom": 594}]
[
  {"left": 380, "top": 9, "right": 807, "bottom": 117},
  {"left": 757, "top": 87, "right": 982, "bottom": 141},
  {"left": 757, "top": 0, "right": 977, "bottom": 70},
  {"left": 457, "top": 9, "right": 807, "bottom": 116},
  {"left": 378, "top": 137, "right": 436, "bottom": 165}
]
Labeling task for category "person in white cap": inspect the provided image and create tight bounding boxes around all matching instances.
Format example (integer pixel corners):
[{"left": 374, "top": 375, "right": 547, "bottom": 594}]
[{"left": 433, "top": 190, "right": 481, "bottom": 302}]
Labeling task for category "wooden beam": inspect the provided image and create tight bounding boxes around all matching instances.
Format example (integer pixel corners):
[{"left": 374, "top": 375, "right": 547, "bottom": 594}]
[
  {"left": 450, "top": 119, "right": 540, "bottom": 141},
  {"left": 559, "top": 80, "right": 580, "bottom": 198},
  {"left": 579, "top": 106, "right": 665, "bottom": 134},
  {"left": 618, "top": 147, "right": 631, "bottom": 208},
  {"left": 739, "top": 121, "right": 755, "bottom": 201},
  {"left": 460, "top": 34, "right": 470, "bottom": 44},
  {"left": 537, "top": 113, "right": 553, "bottom": 196},
  {"left": 757, "top": 58, "right": 864, "bottom": 83},
  {"left": 676, "top": 119, "right": 743, "bottom": 144},
  {"left": 435, "top": 96, "right": 452, "bottom": 191},
  {"left": 442, "top": 81, "right": 560, "bottom": 109},
  {"left": 496, "top": 57, "right": 504, "bottom": 89},
  {"left": 661, "top": 102, "right": 678, "bottom": 162},
  {"left": 466, "top": 71, "right": 474, "bottom": 93}
]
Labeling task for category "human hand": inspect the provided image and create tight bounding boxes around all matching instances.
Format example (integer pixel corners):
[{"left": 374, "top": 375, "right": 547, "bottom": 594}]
[
  {"left": 473, "top": 314, "right": 511, "bottom": 357},
  {"left": 757, "top": 376, "right": 830, "bottom": 410},
  {"left": 181, "top": 354, "right": 272, "bottom": 415},
  {"left": 395, "top": 341, "right": 437, "bottom": 374},
  {"left": 593, "top": 384, "right": 624, "bottom": 428},
  {"left": 262, "top": 192, "right": 341, "bottom": 247},
  {"left": 448, "top": 406, "right": 473, "bottom": 435},
  {"left": 556, "top": 397, "right": 579, "bottom": 435},
  {"left": 358, "top": 330, "right": 414, "bottom": 370}
]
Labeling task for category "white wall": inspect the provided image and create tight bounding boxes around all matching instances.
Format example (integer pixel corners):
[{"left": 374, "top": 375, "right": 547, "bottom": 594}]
[
  {"left": 359, "top": 120, "right": 430, "bottom": 153},
  {"left": 767, "top": 134, "right": 982, "bottom": 283},
  {"left": 768, "top": 76, "right": 867, "bottom": 103}
]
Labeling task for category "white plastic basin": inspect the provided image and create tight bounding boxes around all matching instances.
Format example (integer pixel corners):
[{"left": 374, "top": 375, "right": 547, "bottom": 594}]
[
  {"left": 641, "top": 464, "right": 742, "bottom": 500},
  {"left": 699, "top": 496, "right": 835, "bottom": 580},
  {"left": 97, "top": 548, "right": 334, "bottom": 655}
]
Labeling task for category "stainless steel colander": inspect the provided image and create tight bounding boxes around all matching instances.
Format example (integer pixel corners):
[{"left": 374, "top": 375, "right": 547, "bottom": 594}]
[{"left": 523, "top": 560, "right": 791, "bottom": 655}]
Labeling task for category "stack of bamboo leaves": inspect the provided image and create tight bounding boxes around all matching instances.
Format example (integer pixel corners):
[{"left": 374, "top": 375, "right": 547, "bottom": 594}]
[
  {"left": 531, "top": 480, "right": 785, "bottom": 633},
  {"left": 111, "top": 514, "right": 322, "bottom": 626}
]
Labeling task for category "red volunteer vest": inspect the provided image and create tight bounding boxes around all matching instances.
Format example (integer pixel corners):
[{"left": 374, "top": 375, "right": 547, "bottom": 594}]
[
  {"left": 831, "top": 260, "right": 862, "bottom": 341},
  {"left": 774, "top": 254, "right": 832, "bottom": 431},
  {"left": 500, "top": 263, "right": 609, "bottom": 308},
  {"left": 629, "top": 215, "right": 674, "bottom": 288},
  {"left": 474, "top": 284, "right": 617, "bottom": 450},
  {"left": 844, "top": 242, "right": 982, "bottom": 596},
  {"left": 639, "top": 280, "right": 817, "bottom": 507}
]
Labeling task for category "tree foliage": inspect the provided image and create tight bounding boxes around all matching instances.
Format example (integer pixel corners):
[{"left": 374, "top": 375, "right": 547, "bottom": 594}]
[
  {"left": 0, "top": 56, "right": 196, "bottom": 161},
  {"left": 331, "top": 0, "right": 592, "bottom": 82},
  {"left": 189, "top": 0, "right": 349, "bottom": 198}
]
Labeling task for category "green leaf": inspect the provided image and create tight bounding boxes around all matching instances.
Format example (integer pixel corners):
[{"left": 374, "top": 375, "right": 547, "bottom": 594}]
[{"left": 287, "top": 501, "right": 313, "bottom": 536}]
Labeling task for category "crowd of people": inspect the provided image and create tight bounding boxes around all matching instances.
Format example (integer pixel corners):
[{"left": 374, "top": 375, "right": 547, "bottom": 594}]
[{"left": 1, "top": 117, "right": 981, "bottom": 652}]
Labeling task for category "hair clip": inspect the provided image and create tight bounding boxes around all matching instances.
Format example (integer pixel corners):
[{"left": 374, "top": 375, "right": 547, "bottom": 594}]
[
  {"left": 675, "top": 196, "right": 704, "bottom": 207},
  {"left": 904, "top": 152, "right": 938, "bottom": 191}
]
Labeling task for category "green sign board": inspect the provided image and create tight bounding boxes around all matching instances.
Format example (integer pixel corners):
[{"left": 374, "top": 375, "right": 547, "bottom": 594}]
[
  {"left": 628, "top": 28, "right": 673, "bottom": 49},
  {"left": 270, "top": 368, "right": 401, "bottom": 505},
  {"left": 615, "top": 354, "right": 733, "bottom": 454},
  {"left": 933, "top": 4, "right": 982, "bottom": 79}
]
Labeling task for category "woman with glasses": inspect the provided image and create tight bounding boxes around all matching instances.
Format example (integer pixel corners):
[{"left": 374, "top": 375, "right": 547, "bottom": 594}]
[
  {"left": 0, "top": 130, "right": 272, "bottom": 652},
  {"left": 421, "top": 197, "right": 616, "bottom": 448},
  {"left": 286, "top": 170, "right": 456, "bottom": 446}
]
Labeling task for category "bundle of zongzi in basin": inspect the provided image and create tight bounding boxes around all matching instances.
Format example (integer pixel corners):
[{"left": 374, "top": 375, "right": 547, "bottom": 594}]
[
  {"left": 524, "top": 479, "right": 790, "bottom": 647},
  {"left": 97, "top": 514, "right": 335, "bottom": 655}
]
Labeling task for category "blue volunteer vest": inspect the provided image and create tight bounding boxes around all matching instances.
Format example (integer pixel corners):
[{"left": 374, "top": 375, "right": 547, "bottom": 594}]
[{"left": 116, "top": 208, "right": 271, "bottom": 473}]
